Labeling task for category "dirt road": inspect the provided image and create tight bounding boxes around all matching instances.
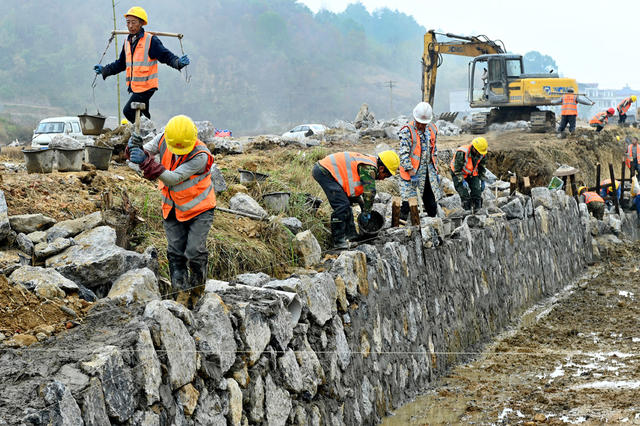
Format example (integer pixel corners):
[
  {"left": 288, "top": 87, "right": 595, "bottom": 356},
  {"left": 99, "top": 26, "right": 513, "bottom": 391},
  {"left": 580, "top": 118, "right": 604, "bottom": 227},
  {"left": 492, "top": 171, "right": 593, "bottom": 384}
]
[{"left": 383, "top": 241, "right": 640, "bottom": 425}]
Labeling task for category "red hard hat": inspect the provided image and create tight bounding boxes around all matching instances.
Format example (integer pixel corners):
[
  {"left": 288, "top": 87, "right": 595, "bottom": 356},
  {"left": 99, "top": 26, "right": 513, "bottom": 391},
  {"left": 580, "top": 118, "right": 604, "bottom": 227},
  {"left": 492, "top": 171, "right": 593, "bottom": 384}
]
[{"left": 607, "top": 107, "right": 615, "bottom": 115}]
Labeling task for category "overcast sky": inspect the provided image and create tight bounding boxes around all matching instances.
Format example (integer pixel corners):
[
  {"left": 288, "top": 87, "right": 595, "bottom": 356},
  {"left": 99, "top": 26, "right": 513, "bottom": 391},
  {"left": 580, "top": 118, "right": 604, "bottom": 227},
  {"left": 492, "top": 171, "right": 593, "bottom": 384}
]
[{"left": 298, "top": 0, "right": 637, "bottom": 90}]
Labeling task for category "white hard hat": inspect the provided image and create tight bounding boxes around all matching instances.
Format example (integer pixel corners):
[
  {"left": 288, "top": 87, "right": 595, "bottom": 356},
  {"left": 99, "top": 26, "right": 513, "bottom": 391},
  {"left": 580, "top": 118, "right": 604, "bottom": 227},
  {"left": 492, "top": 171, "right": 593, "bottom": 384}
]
[{"left": 413, "top": 102, "right": 433, "bottom": 124}]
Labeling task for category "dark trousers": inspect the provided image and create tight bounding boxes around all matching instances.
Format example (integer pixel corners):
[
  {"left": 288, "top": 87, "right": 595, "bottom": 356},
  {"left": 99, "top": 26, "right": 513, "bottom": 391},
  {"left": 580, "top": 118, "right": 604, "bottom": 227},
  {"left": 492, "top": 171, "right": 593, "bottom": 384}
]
[
  {"left": 558, "top": 115, "right": 576, "bottom": 132},
  {"left": 123, "top": 89, "right": 155, "bottom": 123},
  {"left": 619, "top": 113, "right": 627, "bottom": 124},
  {"left": 163, "top": 208, "right": 214, "bottom": 290},
  {"left": 452, "top": 174, "right": 482, "bottom": 204},
  {"left": 312, "top": 163, "right": 357, "bottom": 242}
]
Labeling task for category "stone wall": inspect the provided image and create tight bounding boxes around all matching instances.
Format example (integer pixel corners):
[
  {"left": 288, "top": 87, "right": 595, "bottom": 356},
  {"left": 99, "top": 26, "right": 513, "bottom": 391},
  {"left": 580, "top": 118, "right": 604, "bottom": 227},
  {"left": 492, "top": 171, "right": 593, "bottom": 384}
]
[{"left": 0, "top": 188, "right": 594, "bottom": 425}]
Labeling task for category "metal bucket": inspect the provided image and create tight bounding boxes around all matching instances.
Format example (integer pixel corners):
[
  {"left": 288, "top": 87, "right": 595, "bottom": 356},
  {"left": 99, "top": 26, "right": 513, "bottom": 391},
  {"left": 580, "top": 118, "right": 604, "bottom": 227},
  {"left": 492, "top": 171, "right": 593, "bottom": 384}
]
[
  {"left": 56, "top": 148, "right": 84, "bottom": 172},
  {"left": 238, "top": 169, "right": 269, "bottom": 183},
  {"left": 358, "top": 210, "right": 384, "bottom": 235},
  {"left": 262, "top": 192, "right": 290, "bottom": 212},
  {"left": 22, "top": 148, "right": 55, "bottom": 174},
  {"left": 86, "top": 145, "right": 113, "bottom": 170},
  {"left": 78, "top": 113, "right": 106, "bottom": 136}
]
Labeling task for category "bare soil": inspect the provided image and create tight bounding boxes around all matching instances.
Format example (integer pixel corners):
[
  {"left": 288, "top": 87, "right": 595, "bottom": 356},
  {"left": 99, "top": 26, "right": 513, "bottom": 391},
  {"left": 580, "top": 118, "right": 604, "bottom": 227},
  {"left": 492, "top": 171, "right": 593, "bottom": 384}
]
[{"left": 383, "top": 240, "right": 640, "bottom": 425}]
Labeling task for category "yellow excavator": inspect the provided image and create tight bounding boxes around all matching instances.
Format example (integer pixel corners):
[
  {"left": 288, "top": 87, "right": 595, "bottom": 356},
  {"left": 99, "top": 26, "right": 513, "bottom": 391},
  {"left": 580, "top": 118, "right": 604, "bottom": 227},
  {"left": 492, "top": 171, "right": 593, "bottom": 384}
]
[{"left": 423, "top": 30, "right": 578, "bottom": 133}]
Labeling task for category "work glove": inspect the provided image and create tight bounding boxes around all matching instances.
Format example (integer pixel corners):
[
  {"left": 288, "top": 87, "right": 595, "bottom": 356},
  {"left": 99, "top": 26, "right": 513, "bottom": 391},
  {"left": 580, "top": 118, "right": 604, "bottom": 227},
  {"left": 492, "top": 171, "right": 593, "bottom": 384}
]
[
  {"left": 177, "top": 55, "right": 190, "bottom": 69},
  {"left": 410, "top": 175, "right": 420, "bottom": 186},
  {"left": 462, "top": 180, "right": 470, "bottom": 190},
  {"left": 129, "top": 148, "right": 147, "bottom": 164},
  {"left": 93, "top": 64, "right": 103, "bottom": 75},
  {"left": 128, "top": 132, "right": 143, "bottom": 148}
]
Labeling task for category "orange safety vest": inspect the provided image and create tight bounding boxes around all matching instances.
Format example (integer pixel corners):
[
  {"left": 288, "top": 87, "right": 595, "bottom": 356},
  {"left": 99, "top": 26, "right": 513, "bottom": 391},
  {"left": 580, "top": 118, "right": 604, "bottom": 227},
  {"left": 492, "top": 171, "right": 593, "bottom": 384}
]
[
  {"left": 583, "top": 191, "right": 604, "bottom": 204},
  {"left": 125, "top": 31, "right": 159, "bottom": 93},
  {"left": 617, "top": 97, "right": 632, "bottom": 114},
  {"left": 589, "top": 112, "right": 608, "bottom": 126},
  {"left": 561, "top": 94, "right": 578, "bottom": 116},
  {"left": 450, "top": 144, "right": 484, "bottom": 178},
  {"left": 318, "top": 152, "right": 377, "bottom": 197},
  {"left": 626, "top": 143, "right": 639, "bottom": 168},
  {"left": 158, "top": 136, "right": 216, "bottom": 221},
  {"left": 398, "top": 122, "right": 438, "bottom": 180}
]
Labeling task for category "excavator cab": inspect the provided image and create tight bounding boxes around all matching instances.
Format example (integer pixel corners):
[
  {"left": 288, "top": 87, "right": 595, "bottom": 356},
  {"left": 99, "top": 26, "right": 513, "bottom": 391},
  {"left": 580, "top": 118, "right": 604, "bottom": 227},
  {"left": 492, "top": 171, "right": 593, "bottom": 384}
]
[{"left": 469, "top": 54, "right": 523, "bottom": 106}]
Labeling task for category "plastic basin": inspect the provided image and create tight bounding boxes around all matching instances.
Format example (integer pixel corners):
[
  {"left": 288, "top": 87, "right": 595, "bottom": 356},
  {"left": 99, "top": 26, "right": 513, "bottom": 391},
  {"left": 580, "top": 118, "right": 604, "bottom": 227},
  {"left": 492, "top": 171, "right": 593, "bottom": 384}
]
[
  {"left": 56, "top": 148, "right": 84, "bottom": 172},
  {"left": 23, "top": 148, "right": 55, "bottom": 174},
  {"left": 238, "top": 169, "right": 269, "bottom": 183}
]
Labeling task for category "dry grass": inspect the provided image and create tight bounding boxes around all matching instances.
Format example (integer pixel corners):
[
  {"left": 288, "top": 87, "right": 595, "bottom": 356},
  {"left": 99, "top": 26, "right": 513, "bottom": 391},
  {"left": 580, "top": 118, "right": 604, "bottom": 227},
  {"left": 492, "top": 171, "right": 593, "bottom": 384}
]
[{"left": 1, "top": 146, "right": 26, "bottom": 160}]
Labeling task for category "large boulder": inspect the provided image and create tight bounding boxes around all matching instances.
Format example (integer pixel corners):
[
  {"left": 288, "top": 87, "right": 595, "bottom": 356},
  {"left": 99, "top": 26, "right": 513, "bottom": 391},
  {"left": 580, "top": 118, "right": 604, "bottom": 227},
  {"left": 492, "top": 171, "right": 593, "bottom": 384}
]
[
  {"left": 9, "top": 266, "right": 79, "bottom": 298},
  {"left": 46, "top": 226, "right": 151, "bottom": 291},
  {"left": 229, "top": 193, "right": 268, "bottom": 218},
  {"left": 45, "top": 211, "right": 103, "bottom": 242},
  {"left": 8, "top": 214, "right": 56, "bottom": 234},
  {"left": 193, "top": 293, "right": 237, "bottom": 375},
  {"left": 50, "top": 134, "right": 83, "bottom": 149},
  {"left": 293, "top": 230, "right": 321, "bottom": 268},
  {"left": 210, "top": 164, "right": 227, "bottom": 193},
  {"left": 107, "top": 268, "right": 160, "bottom": 305}
]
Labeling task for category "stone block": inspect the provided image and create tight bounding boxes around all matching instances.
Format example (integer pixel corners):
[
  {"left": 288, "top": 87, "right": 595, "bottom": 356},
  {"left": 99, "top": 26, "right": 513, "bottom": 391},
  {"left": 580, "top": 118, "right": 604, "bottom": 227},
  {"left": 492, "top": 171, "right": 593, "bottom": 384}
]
[
  {"left": 16, "top": 233, "right": 34, "bottom": 255},
  {"left": 107, "top": 268, "right": 160, "bottom": 305},
  {"left": 229, "top": 193, "right": 267, "bottom": 218},
  {"left": 531, "top": 187, "right": 553, "bottom": 210},
  {"left": 330, "top": 251, "right": 368, "bottom": 297},
  {"left": 293, "top": 230, "right": 321, "bottom": 268},
  {"left": 81, "top": 377, "right": 110, "bottom": 426},
  {"left": 265, "top": 374, "right": 292, "bottom": 426},
  {"left": 227, "top": 378, "right": 243, "bottom": 426},
  {"left": 295, "top": 273, "right": 337, "bottom": 326},
  {"left": 277, "top": 349, "right": 304, "bottom": 393},
  {"left": 0, "top": 250, "right": 25, "bottom": 276},
  {"left": 34, "top": 237, "right": 74, "bottom": 259},
  {"left": 9, "top": 213, "right": 56, "bottom": 234},
  {"left": 500, "top": 198, "right": 524, "bottom": 220},
  {"left": 0, "top": 190, "right": 12, "bottom": 242},
  {"left": 177, "top": 383, "right": 200, "bottom": 417},
  {"left": 41, "top": 381, "right": 83, "bottom": 426},
  {"left": 193, "top": 293, "right": 237, "bottom": 374},
  {"left": 136, "top": 327, "right": 161, "bottom": 406},
  {"left": 45, "top": 211, "right": 103, "bottom": 242},
  {"left": 279, "top": 217, "right": 303, "bottom": 234},
  {"left": 9, "top": 265, "right": 78, "bottom": 298}
]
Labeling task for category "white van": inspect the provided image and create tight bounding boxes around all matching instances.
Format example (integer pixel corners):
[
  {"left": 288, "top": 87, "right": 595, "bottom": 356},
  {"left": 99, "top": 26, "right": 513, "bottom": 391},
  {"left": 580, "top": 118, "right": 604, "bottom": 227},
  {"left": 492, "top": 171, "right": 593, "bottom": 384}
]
[{"left": 31, "top": 116, "right": 87, "bottom": 148}]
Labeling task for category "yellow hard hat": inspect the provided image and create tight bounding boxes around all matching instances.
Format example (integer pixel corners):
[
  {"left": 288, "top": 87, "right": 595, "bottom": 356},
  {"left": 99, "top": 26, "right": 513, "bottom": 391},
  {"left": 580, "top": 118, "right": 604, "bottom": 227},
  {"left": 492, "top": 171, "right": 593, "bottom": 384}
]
[
  {"left": 378, "top": 150, "right": 400, "bottom": 176},
  {"left": 472, "top": 137, "right": 488, "bottom": 155},
  {"left": 164, "top": 115, "right": 198, "bottom": 155},
  {"left": 578, "top": 186, "right": 586, "bottom": 195},
  {"left": 124, "top": 6, "right": 148, "bottom": 25},
  {"left": 121, "top": 118, "right": 128, "bottom": 126},
  {"left": 632, "top": 95, "right": 637, "bottom": 102}
]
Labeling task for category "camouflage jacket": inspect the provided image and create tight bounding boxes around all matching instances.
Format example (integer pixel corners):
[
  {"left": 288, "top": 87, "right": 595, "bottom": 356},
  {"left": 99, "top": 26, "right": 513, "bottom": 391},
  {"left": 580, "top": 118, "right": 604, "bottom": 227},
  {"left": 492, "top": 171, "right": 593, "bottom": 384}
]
[
  {"left": 452, "top": 149, "right": 486, "bottom": 179},
  {"left": 357, "top": 163, "right": 377, "bottom": 212},
  {"left": 398, "top": 126, "right": 429, "bottom": 171}
]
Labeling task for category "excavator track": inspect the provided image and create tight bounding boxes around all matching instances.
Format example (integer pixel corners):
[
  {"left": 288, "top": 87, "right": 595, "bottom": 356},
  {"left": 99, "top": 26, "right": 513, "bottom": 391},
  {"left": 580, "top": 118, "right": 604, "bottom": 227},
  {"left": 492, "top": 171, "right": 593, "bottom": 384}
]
[
  {"left": 470, "top": 112, "right": 488, "bottom": 134},
  {"left": 530, "top": 110, "right": 556, "bottom": 133}
]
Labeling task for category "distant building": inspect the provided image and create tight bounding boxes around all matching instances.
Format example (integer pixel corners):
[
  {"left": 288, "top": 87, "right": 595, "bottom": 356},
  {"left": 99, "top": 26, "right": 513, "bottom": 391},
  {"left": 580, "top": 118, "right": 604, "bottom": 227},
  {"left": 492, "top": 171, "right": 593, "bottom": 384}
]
[{"left": 579, "top": 83, "right": 640, "bottom": 120}]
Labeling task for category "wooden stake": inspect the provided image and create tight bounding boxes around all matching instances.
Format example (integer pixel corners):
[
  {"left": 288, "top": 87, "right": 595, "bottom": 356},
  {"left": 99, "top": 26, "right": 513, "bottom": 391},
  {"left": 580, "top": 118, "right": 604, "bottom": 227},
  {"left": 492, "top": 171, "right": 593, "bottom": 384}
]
[
  {"left": 510, "top": 175, "right": 517, "bottom": 194},
  {"left": 522, "top": 176, "right": 531, "bottom": 195},
  {"left": 595, "top": 163, "right": 601, "bottom": 194},
  {"left": 391, "top": 196, "right": 401, "bottom": 228},
  {"left": 620, "top": 161, "right": 626, "bottom": 206},
  {"left": 409, "top": 198, "right": 420, "bottom": 226},
  {"left": 608, "top": 163, "right": 620, "bottom": 215}
]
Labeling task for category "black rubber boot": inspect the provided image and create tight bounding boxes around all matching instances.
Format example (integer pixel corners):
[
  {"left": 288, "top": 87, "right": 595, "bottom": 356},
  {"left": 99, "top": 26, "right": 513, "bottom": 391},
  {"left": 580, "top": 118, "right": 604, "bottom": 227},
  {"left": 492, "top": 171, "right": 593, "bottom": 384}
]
[
  {"left": 168, "top": 258, "right": 188, "bottom": 301},
  {"left": 462, "top": 199, "right": 472, "bottom": 211},
  {"left": 331, "top": 219, "right": 348, "bottom": 249},
  {"left": 187, "top": 260, "right": 208, "bottom": 309},
  {"left": 400, "top": 201, "right": 410, "bottom": 221}
]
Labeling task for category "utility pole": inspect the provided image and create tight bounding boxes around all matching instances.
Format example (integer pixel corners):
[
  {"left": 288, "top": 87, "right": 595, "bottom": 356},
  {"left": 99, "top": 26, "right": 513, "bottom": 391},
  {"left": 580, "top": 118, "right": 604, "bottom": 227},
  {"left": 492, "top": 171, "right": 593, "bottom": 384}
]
[
  {"left": 111, "top": 0, "right": 121, "bottom": 123},
  {"left": 383, "top": 80, "right": 397, "bottom": 116}
]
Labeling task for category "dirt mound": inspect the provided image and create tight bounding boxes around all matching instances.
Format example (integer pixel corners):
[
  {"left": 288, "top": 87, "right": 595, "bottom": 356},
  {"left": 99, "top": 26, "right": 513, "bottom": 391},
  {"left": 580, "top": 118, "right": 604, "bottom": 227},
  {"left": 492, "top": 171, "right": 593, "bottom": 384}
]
[{"left": 0, "top": 275, "right": 92, "bottom": 346}]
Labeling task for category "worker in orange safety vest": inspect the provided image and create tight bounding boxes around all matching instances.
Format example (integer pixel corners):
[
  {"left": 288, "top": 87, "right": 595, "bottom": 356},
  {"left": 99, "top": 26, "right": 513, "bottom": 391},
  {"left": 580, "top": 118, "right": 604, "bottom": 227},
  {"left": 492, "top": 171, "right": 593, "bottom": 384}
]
[
  {"left": 93, "top": 6, "right": 190, "bottom": 124},
  {"left": 551, "top": 87, "right": 594, "bottom": 135},
  {"left": 450, "top": 137, "right": 488, "bottom": 212},
  {"left": 625, "top": 136, "right": 640, "bottom": 178},
  {"left": 616, "top": 95, "right": 637, "bottom": 124},
  {"left": 577, "top": 186, "right": 605, "bottom": 220},
  {"left": 589, "top": 108, "right": 615, "bottom": 132}
]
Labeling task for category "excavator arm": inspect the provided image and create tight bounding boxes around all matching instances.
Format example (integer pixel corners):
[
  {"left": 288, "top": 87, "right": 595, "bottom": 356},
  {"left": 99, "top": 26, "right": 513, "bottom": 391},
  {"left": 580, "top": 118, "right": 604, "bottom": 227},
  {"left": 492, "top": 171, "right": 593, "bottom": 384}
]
[{"left": 422, "top": 30, "right": 505, "bottom": 106}]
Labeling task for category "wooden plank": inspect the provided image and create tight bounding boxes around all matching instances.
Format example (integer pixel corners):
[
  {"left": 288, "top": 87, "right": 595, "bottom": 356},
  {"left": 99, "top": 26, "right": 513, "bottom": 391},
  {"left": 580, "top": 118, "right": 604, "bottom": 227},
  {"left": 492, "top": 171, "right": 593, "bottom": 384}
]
[
  {"left": 621, "top": 161, "right": 627, "bottom": 207},
  {"left": 608, "top": 163, "right": 620, "bottom": 215},
  {"left": 409, "top": 197, "right": 420, "bottom": 226},
  {"left": 391, "top": 196, "right": 401, "bottom": 228},
  {"left": 595, "top": 163, "right": 601, "bottom": 194},
  {"left": 522, "top": 176, "right": 531, "bottom": 195},
  {"left": 510, "top": 176, "right": 517, "bottom": 194}
]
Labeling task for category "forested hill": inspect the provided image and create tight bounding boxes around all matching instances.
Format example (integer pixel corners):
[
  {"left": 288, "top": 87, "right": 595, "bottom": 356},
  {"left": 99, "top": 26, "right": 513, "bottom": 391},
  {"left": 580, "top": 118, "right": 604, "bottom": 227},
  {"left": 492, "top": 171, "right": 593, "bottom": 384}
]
[{"left": 0, "top": 1, "right": 556, "bottom": 135}]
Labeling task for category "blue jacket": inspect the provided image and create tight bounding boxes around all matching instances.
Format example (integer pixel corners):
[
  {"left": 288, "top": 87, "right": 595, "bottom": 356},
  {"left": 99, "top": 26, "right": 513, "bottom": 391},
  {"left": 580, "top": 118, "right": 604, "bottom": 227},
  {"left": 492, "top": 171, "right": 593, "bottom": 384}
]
[{"left": 101, "top": 29, "right": 182, "bottom": 92}]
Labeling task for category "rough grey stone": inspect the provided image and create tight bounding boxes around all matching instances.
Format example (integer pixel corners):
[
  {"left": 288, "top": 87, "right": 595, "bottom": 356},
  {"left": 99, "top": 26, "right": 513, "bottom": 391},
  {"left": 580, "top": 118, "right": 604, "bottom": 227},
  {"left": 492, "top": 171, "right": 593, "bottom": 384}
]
[
  {"left": 41, "top": 381, "right": 84, "bottom": 426},
  {"left": 136, "top": 327, "right": 161, "bottom": 406},
  {"left": 9, "top": 214, "right": 56, "bottom": 234},
  {"left": 295, "top": 273, "right": 337, "bottom": 326},
  {"left": 50, "top": 134, "right": 83, "bottom": 149},
  {"left": 265, "top": 374, "right": 292, "bottom": 426},
  {"left": 9, "top": 266, "right": 78, "bottom": 297},
  {"left": 193, "top": 388, "right": 226, "bottom": 426},
  {"left": 45, "top": 211, "right": 103, "bottom": 242},
  {"left": 0, "top": 250, "right": 24, "bottom": 276},
  {"left": 269, "top": 304, "right": 294, "bottom": 351},
  {"left": 193, "top": 293, "right": 237, "bottom": 374},
  {"left": 81, "top": 377, "right": 110, "bottom": 426},
  {"left": 242, "top": 307, "right": 271, "bottom": 365},
  {"left": 144, "top": 301, "right": 196, "bottom": 389},
  {"left": 330, "top": 250, "right": 367, "bottom": 298},
  {"left": 439, "top": 194, "right": 463, "bottom": 213},
  {"left": 332, "top": 316, "right": 351, "bottom": 370},
  {"left": 361, "top": 376, "right": 374, "bottom": 417},
  {"left": 16, "top": 233, "right": 34, "bottom": 255},
  {"left": 235, "top": 272, "right": 271, "bottom": 287},
  {"left": 211, "top": 164, "right": 227, "bottom": 193},
  {"left": 130, "top": 411, "right": 161, "bottom": 426},
  {"left": 247, "top": 373, "right": 265, "bottom": 423},
  {"left": 501, "top": 198, "right": 524, "bottom": 219},
  {"left": 79, "top": 346, "right": 135, "bottom": 422},
  {"left": 229, "top": 193, "right": 267, "bottom": 218},
  {"left": 46, "top": 226, "right": 150, "bottom": 290},
  {"left": 227, "top": 378, "right": 243, "bottom": 426},
  {"left": 160, "top": 300, "right": 195, "bottom": 328},
  {"left": 34, "top": 237, "right": 74, "bottom": 259},
  {"left": 0, "top": 191, "right": 11, "bottom": 242},
  {"left": 27, "top": 230, "right": 47, "bottom": 244},
  {"left": 293, "top": 230, "right": 322, "bottom": 268},
  {"left": 277, "top": 349, "right": 304, "bottom": 393},
  {"left": 279, "top": 217, "right": 303, "bottom": 234},
  {"left": 531, "top": 187, "right": 554, "bottom": 210},
  {"left": 107, "top": 268, "right": 160, "bottom": 305},
  {"left": 53, "top": 364, "right": 90, "bottom": 395}
]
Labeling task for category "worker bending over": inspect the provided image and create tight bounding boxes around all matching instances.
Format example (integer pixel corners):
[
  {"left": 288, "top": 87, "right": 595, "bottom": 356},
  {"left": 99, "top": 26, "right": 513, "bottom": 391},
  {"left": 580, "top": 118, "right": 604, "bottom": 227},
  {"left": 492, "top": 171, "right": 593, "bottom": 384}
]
[
  {"left": 127, "top": 115, "right": 215, "bottom": 308},
  {"left": 625, "top": 136, "right": 640, "bottom": 178},
  {"left": 312, "top": 150, "right": 399, "bottom": 249},
  {"left": 598, "top": 179, "right": 621, "bottom": 210},
  {"left": 577, "top": 186, "right": 605, "bottom": 220},
  {"left": 589, "top": 108, "right": 615, "bottom": 132},
  {"left": 398, "top": 102, "right": 443, "bottom": 220},
  {"left": 551, "top": 87, "right": 593, "bottom": 135},
  {"left": 94, "top": 6, "right": 190, "bottom": 123},
  {"left": 617, "top": 95, "right": 636, "bottom": 124},
  {"left": 450, "top": 137, "right": 488, "bottom": 212}
]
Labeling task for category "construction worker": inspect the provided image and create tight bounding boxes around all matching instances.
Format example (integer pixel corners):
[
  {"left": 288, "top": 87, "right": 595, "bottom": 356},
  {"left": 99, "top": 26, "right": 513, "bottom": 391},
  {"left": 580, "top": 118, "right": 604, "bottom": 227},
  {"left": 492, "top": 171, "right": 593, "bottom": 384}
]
[
  {"left": 589, "top": 108, "right": 615, "bottom": 132},
  {"left": 450, "top": 137, "right": 488, "bottom": 211},
  {"left": 398, "top": 102, "right": 443, "bottom": 220},
  {"left": 616, "top": 95, "right": 636, "bottom": 124},
  {"left": 599, "top": 179, "right": 621, "bottom": 208},
  {"left": 551, "top": 88, "right": 593, "bottom": 134},
  {"left": 93, "top": 6, "right": 190, "bottom": 124},
  {"left": 625, "top": 136, "right": 640, "bottom": 178},
  {"left": 127, "top": 115, "right": 215, "bottom": 307},
  {"left": 577, "top": 186, "right": 605, "bottom": 220},
  {"left": 312, "top": 150, "right": 399, "bottom": 248}
]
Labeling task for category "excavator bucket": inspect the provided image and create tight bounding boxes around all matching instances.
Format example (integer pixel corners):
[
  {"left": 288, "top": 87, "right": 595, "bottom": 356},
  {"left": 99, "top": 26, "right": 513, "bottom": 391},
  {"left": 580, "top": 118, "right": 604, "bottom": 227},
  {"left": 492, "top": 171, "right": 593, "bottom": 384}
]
[{"left": 437, "top": 112, "right": 458, "bottom": 123}]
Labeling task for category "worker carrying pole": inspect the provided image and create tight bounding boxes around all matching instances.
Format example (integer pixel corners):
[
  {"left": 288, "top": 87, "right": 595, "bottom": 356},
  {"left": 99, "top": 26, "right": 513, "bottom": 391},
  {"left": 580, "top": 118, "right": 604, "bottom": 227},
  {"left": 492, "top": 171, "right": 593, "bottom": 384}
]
[
  {"left": 312, "top": 150, "right": 399, "bottom": 249},
  {"left": 127, "top": 115, "right": 216, "bottom": 308},
  {"left": 616, "top": 95, "right": 636, "bottom": 124},
  {"left": 93, "top": 6, "right": 190, "bottom": 125},
  {"left": 450, "top": 137, "right": 488, "bottom": 212},
  {"left": 397, "top": 102, "right": 443, "bottom": 220},
  {"left": 551, "top": 87, "right": 593, "bottom": 136}
]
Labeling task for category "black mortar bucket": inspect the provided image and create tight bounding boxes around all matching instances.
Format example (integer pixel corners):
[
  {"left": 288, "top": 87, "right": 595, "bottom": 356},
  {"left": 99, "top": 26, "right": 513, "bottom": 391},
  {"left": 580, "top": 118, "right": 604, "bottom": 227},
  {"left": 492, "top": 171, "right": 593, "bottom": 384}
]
[
  {"left": 358, "top": 210, "right": 384, "bottom": 236},
  {"left": 78, "top": 112, "right": 106, "bottom": 136}
]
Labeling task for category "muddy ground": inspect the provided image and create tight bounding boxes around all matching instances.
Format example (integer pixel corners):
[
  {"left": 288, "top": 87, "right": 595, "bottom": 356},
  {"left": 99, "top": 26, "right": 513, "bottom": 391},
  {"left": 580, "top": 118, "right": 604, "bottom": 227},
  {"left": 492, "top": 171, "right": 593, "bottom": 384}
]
[{"left": 383, "top": 240, "right": 640, "bottom": 425}]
